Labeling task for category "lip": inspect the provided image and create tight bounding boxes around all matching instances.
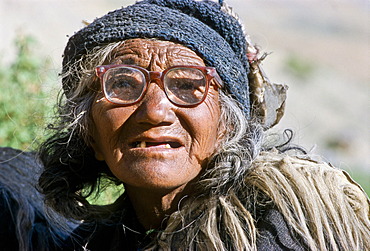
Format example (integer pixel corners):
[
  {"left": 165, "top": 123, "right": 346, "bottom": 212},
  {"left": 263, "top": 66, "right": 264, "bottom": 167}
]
[{"left": 127, "top": 135, "right": 185, "bottom": 151}]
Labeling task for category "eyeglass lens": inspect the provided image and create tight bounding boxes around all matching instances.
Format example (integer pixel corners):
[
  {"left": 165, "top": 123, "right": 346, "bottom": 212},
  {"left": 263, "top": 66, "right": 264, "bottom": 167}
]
[
  {"left": 103, "top": 67, "right": 207, "bottom": 106},
  {"left": 103, "top": 67, "right": 146, "bottom": 104}
]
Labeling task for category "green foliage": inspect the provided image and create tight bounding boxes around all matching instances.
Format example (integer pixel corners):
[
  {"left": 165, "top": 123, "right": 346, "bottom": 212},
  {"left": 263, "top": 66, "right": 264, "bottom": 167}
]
[
  {"left": 86, "top": 182, "right": 125, "bottom": 205},
  {"left": 0, "top": 35, "right": 50, "bottom": 150}
]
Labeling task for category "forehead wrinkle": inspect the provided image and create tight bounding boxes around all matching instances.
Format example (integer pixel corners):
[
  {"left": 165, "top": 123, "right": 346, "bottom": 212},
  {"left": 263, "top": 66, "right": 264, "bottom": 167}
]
[
  {"left": 152, "top": 43, "right": 206, "bottom": 68},
  {"left": 135, "top": 41, "right": 173, "bottom": 71},
  {"left": 110, "top": 40, "right": 151, "bottom": 67},
  {"left": 147, "top": 45, "right": 166, "bottom": 71},
  {"left": 109, "top": 39, "right": 206, "bottom": 70},
  {"left": 169, "top": 47, "right": 206, "bottom": 66}
]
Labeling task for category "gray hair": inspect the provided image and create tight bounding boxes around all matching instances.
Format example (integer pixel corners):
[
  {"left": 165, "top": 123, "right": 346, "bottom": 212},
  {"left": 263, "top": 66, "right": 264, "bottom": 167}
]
[
  {"left": 38, "top": 40, "right": 263, "bottom": 220},
  {"left": 39, "top": 41, "right": 370, "bottom": 251}
]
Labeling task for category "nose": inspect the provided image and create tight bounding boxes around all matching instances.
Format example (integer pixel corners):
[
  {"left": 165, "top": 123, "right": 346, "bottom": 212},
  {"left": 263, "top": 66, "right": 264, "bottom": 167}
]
[{"left": 134, "top": 81, "right": 176, "bottom": 125}]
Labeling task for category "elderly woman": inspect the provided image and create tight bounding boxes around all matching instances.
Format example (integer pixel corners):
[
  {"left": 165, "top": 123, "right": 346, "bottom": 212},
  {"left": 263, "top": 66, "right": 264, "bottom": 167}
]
[{"left": 38, "top": 0, "right": 369, "bottom": 250}]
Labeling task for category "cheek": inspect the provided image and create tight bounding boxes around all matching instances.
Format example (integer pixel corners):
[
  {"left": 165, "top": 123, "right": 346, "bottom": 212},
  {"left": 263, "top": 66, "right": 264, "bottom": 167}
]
[
  {"left": 184, "top": 92, "right": 220, "bottom": 160},
  {"left": 90, "top": 103, "right": 135, "bottom": 156}
]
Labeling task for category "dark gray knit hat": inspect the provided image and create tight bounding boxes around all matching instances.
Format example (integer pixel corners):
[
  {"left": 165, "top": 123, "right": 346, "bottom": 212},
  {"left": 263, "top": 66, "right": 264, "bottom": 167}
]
[{"left": 62, "top": 0, "right": 251, "bottom": 116}]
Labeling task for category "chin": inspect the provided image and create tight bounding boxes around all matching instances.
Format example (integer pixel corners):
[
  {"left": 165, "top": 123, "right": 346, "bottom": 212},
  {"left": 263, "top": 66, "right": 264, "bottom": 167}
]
[{"left": 123, "top": 168, "right": 199, "bottom": 192}]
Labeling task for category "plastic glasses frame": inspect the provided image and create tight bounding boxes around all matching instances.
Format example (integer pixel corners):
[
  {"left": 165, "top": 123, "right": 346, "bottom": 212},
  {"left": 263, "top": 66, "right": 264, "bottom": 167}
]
[{"left": 95, "top": 64, "right": 223, "bottom": 107}]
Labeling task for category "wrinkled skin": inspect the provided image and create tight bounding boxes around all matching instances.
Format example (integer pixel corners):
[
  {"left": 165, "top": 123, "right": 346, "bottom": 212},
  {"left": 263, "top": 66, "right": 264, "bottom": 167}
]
[{"left": 90, "top": 39, "right": 221, "bottom": 229}]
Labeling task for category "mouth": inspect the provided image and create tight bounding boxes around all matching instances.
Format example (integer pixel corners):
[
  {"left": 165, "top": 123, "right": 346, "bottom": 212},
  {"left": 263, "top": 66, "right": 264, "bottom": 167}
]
[{"left": 130, "top": 141, "right": 182, "bottom": 149}]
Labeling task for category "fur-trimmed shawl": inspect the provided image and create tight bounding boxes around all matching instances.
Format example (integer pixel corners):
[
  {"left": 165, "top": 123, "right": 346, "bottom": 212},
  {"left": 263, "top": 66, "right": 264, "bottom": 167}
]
[{"left": 152, "top": 151, "right": 370, "bottom": 250}]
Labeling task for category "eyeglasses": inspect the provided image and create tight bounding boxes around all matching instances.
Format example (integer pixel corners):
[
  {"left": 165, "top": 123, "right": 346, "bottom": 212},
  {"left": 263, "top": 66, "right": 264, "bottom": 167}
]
[{"left": 95, "top": 64, "right": 223, "bottom": 107}]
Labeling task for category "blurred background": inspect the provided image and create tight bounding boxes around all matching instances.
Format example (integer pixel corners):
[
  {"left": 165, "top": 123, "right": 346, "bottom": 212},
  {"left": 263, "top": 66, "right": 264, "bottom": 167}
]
[{"left": 0, "top": 0, "right": 369, "bottom": 194}]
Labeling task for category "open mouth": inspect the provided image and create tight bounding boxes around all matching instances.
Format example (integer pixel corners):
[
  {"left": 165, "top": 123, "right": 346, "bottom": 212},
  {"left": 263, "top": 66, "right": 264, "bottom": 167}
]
[{"left": 130, "top": 141, "right": 182, "bottom": 149}]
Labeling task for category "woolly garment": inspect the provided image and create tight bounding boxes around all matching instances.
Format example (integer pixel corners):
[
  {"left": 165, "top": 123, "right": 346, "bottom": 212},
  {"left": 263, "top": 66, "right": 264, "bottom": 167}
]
[
  {"left": 0, "top": 148, "right": 73, "bottom": 251},
  {"left": 64, "top": 152, "right": 370, "bottom": 250},
  {"left": 151, "top": 152, "right": 370, "bottom": 250},
  {"left": 62, "top": 0, "right": 251, "bottom": 116}
]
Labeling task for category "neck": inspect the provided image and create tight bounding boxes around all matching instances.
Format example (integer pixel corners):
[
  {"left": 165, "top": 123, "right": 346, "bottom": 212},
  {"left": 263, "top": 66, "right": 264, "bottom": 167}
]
[{"left": 125, "top": 184, "right": 192, "bottom": 230}]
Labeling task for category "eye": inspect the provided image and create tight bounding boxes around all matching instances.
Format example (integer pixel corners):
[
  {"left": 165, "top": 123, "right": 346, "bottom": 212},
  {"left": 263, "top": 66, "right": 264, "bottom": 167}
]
[
  {"left": 172, "top": 79, "right": 196, "bottom": 91},
  {"left": 104, "top": 73, "right": 145, "bottom": 103},
  {"left": 104, "top": 67, "right": 145, "bottom": 91},
  {"left": 110, "top": 76, "right": 138, "bottom": 90}
]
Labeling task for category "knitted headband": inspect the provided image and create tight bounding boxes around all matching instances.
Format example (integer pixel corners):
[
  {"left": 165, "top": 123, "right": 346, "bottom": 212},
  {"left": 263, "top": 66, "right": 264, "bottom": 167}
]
[{"left": 62, "top": 0, "right": 251, "bottom": 117}]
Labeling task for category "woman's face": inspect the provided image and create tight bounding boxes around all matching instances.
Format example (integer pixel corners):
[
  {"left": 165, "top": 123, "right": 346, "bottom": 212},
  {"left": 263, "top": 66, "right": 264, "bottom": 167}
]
[{"left": 90, "top": 39, "right": 221, "bottom": 192}]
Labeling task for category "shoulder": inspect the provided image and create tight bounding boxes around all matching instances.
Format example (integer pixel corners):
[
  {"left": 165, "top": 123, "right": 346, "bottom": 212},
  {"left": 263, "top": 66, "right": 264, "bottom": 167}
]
[
  {"left": 64, "top": 202, "right": 147, "bottom": 251},
  {"left": 253, "top": 150, "right": 338, "bottom": 172},
  {"left": 248, "top": 150, "right": 370, "bottom": 250},
  {"left": 256, "top": 207, "right": 306, "bottom": 251},
  {"left": 65, "top": 220, "right": 147, "bottom": 251},
  {"left": 65, "top": 222, "right": 121, "bottom": 250},
  {"left": 249, "top": 151, "right": 369, "bottom": 208}
]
